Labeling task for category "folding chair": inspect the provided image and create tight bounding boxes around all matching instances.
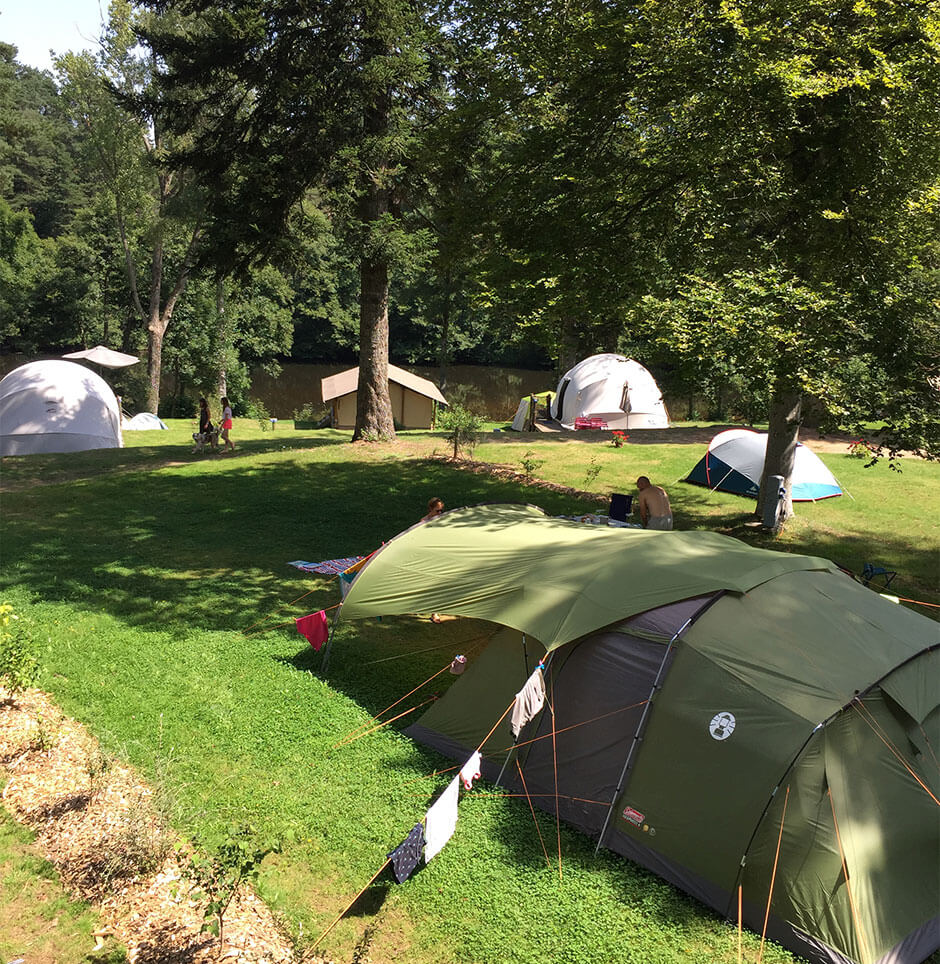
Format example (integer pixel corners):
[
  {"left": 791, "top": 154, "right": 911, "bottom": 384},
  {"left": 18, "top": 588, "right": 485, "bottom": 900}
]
[{"left": 862, "top": 562, "right": 897, "bottom": 589}]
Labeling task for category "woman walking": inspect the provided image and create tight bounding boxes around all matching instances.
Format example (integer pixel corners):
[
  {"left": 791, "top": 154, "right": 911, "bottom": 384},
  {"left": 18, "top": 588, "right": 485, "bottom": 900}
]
[{"left": 220, "top": 396, "right": 235, "bottom": 452}]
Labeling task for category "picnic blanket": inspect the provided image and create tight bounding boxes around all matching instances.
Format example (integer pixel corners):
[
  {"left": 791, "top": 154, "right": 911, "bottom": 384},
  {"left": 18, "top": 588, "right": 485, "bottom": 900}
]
[{"left": 288, "top": 556, "right": 363, "bottom": 575}]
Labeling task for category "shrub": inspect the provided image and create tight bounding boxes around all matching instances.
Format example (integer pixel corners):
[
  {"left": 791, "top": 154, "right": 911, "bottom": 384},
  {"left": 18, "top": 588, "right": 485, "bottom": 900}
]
[
  {"left": 520, "top": 451, "right": 544, "bottom": 478},
  {"left": 584, "top": 456, "right": 602, "bottom": 488},
  {"left": 438, "top": 404, "right": 485, "bottom": 459},
  {"left": 244, "top": 398, "right": 272, "bottom": 430},
  {"left": 184, "top": 824, "right": 281, "bottom": 950},
  {"left": 0, "top": 603, "right": 39, "bottom": 698},
  {"left": 610, "top": 431, "right": 629, "bottom": 448}
]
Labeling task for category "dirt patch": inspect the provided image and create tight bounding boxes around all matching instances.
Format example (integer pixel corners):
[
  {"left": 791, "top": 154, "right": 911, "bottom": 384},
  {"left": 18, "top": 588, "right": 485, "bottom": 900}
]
[{"left": 0, "top": 689, "right": 306, "bottom": 964}]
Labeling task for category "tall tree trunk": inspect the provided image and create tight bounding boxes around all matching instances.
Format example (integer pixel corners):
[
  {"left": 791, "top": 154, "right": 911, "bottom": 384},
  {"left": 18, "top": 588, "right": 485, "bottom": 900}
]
[
  {"left": 758, "top": 388, "right": 803, "bottom": 524},
  {"left": 438, "top": 271, "right": 451, "bottom": 391},
  {"left": 557, "top": 316, "right": 579, "bottom": 377},
  {"left": 215, "top": 277, "right": 229, "bottom": 398},
  {"left": 354, "top": 257, "right": 396, "bottom": 440},
  {"left": 146, "top": 308, "right": 165, "bottom": 415},
  {"left": 352, "top": 75, "right": 395, "bottom": 442}
]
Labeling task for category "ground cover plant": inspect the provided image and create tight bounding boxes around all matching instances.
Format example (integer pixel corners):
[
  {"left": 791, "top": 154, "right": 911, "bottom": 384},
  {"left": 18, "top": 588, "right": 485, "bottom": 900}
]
[
  {"left": 1, "top": 428, "right": 936, "bottom": 963},
  {"left": 0, "top": 808, "right": 125, "bottom": 963}
]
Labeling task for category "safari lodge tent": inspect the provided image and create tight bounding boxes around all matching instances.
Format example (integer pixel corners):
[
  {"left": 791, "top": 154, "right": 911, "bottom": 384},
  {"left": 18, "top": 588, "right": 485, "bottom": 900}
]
[
  {"left": 0, "top": 360, "right": 123, "bottom": 456},
  {"left": 339, "top": 505, "right": 939, "bottom": 964},
  {"left": 321, "top": 364, "right": 447, "bottom": 430},
  {"left": 551, "top": 354, "right": 668, "bottom": 430},
  {"left": 687, "top": 429, "right": 843, "bottom": 501}
]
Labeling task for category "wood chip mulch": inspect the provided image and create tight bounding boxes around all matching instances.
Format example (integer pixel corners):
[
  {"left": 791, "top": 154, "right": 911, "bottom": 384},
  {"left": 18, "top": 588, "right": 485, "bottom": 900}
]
[{"left": 0, "top": 688, "right": 307, "bottom": 964}]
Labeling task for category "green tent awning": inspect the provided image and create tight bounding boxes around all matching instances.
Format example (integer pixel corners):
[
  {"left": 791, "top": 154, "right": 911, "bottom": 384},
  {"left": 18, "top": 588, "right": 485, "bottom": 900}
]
[{"left": 339, "top": 504, "right": 837, "bottom": 651}]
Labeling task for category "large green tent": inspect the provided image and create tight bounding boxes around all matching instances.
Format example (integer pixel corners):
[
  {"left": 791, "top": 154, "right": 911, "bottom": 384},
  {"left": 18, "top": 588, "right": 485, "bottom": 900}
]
[{"left": 339, "top": 505, "right": 939, "bottom": 964}]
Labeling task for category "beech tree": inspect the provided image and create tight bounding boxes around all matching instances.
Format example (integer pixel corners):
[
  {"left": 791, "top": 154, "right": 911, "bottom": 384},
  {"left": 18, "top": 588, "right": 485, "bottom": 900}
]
[
  {"left": 57, "top": 0, "right": 204, "bottom": 414},
  {"left": 454, "top": 0, "right": 939, "bottom": 519},
  {"left": 139, "top": 0, "right": 444, "bottom": 440},
  {"left": 626, "top": 0, "right": 940, "bottom": 519}
]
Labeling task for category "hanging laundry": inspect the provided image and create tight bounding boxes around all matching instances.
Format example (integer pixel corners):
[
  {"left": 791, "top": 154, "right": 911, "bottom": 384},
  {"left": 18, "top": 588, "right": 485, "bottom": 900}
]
[
  {"left": 387, "top": 822, "right": 426, "bottom": 883},
  {"left": 424, "top": 776, "right": 460, "bottom": 862},
  {"left": 459, "top": 751, "right": 482, "bottom": 790},
  {"left": 296, "top": 610, "right": 329, "bottom": 650},
  {"left": 509, "top": 666, "right": 546, "bottom": 738},
  {"left": 288, "top": 556, "right": 363, "bottom": 575}
]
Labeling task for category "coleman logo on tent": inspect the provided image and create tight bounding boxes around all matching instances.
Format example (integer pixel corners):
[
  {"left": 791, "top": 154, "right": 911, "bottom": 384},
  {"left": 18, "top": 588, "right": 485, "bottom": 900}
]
[
  {"left": 709, "top": 712, "right": 736, "bottom": 741},
  {"left": 622, "top": 806, "right": 645, "bottom": 826}
]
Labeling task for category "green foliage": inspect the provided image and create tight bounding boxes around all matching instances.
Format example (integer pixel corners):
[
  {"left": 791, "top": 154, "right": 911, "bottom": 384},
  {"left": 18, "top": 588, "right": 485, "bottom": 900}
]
[
  {"left": 519, "top": 450, "right": 544, "bottom": 478},
  {"left": 0, "top": 602, "right": 39, "bottom": 696},
  {"left": 243, "top": 398, "right": 272, "bottom": 431},
  {"left": 437, "top": 403, "right": 485, "bottom": 459},
  {"left": 0, "top": 808, "right": 128, "bottom": 964},
  {"left": 184, "top": 825, "right": 280, "bottom": 947},
  {"left": 292, "top": 402, "right": 317, "bottom": 422},
  {"left": 583, "top": 456, "right": 602, "bottom": 489}
]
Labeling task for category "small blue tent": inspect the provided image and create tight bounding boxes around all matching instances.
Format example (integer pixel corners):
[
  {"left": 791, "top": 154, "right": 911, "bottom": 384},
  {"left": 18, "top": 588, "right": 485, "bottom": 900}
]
[{"left": 686, "top": 429, "right": 842, "bottom": 501}]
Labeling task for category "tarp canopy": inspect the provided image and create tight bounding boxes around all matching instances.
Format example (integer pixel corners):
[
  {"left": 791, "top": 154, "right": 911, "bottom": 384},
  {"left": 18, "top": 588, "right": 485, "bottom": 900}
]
[
  {"left": 340, "top": 504, "right": 837, "bottom": 651},
  {"left": 62, "top": 345, "right": 139, "bottom": 368}
]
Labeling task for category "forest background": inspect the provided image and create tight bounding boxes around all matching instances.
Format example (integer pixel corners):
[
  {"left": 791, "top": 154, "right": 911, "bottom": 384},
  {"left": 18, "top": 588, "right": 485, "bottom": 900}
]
[{"left": 2, "top": 0, "right": 939, "bottom": 502}]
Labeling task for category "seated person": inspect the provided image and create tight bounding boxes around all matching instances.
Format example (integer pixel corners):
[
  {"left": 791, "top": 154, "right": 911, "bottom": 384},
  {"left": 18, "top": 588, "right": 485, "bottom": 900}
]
[{"left": 636, "top": 476, "right": 673, "bottom": 530}]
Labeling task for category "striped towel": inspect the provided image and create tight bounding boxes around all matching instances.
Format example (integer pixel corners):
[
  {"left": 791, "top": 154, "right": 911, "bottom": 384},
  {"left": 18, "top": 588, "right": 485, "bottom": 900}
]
[{"left": 288, "top": 556, "right": 363, "bottom": 575}]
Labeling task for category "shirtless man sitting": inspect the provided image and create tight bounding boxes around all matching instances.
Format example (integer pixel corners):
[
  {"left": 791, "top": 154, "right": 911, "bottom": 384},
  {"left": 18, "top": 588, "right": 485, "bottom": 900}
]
[{"left": 636, "top": 476, "right": 673, "bottom": 530}]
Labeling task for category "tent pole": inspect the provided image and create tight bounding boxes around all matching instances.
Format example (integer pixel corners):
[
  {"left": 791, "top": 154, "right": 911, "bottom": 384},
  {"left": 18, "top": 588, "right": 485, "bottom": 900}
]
[
  {"left": 593, "top": 619, "right": 691, "bottom": 856},
  {"left": 321, "top": 607, "right": 342, "bottom": 675}
]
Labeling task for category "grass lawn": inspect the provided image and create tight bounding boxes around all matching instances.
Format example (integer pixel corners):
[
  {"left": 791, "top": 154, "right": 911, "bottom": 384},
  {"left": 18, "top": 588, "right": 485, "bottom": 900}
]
[
  {"left": 0, "top": 806, "right": 125, "bottom": 964},
  {"left": 1, "top": 420, "right": 937, "bottom": 964}
]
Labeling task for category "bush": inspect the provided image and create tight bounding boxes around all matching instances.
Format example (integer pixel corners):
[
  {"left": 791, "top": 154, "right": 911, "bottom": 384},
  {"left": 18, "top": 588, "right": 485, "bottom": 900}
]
[
  {"left": 0, "top": 603, "right": 39, "bottom": 697},
  {"left": 244, "top": 398, "right": 272, "bottom": 431},
  {"left": 437, "top": 404, "right": 485, "bottom": 459}
]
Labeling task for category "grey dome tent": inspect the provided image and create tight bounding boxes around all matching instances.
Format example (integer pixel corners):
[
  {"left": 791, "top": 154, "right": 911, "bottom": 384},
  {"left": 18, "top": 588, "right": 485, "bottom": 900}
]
[{"left": 339, "top": 505, "right": 938, "bottom": 964}]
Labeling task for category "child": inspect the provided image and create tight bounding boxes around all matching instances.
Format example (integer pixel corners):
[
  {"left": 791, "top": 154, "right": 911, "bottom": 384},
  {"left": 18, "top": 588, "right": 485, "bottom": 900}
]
[
  {"left": 421, "top": 496, "right": 444, "bottom": 522},
  {"left": 220, "top": 396, "right": 235, "bottom": 452}
]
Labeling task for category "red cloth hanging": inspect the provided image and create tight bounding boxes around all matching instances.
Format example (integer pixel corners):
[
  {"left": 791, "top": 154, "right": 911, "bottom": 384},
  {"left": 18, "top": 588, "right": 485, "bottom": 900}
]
[{"left": 296, "top": 610, "right": 329, "bottom": 650}]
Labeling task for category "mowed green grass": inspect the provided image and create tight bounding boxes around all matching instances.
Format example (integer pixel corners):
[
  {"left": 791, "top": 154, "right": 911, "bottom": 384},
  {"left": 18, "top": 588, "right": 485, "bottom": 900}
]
[
  {"left": 1, "top": 423, "right": 936, "bottom": 964},
  {"left": 0, "top": 807, "right": 126, "bottom": 964}
]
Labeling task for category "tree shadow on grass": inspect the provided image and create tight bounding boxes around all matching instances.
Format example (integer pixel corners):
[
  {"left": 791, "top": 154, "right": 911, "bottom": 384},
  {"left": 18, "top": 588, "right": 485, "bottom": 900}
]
[{"left": 0, "top": 457, "right": 591, "bottom": 637}]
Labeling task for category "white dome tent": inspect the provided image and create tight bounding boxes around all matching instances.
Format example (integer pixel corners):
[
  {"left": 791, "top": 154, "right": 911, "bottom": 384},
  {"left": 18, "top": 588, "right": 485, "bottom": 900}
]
[
  {"left": 0, "top": 360, "right": 123, "bottom": 456},
  {"left": 551, "top": 354, "right": 669, "bottom": 430}
]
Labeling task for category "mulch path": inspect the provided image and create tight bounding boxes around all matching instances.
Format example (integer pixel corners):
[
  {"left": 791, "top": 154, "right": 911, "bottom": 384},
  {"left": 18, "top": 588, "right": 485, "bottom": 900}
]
[{"left": 0, "top": 688, "right": 306, "bottom": 964}]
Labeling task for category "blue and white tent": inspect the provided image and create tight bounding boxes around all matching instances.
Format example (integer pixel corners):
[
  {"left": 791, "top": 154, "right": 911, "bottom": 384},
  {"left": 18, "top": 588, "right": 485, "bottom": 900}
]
[{"left": 686, "top": 429, "right": 842, "bottom": 501}]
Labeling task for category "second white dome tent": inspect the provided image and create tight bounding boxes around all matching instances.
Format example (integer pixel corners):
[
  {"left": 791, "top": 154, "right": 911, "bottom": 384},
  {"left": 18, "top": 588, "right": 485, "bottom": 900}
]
[{"left": 551, "top": 354, "right": 669, "bottom": 430}]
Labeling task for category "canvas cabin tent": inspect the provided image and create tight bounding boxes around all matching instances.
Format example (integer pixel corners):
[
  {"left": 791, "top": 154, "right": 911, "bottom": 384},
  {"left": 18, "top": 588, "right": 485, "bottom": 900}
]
[
  {"left": 339, "top": 505, "right": 939, "bottom": 964},
  {"left": 0, "top": 360, "right": 123, "bottom": 455},
  {"left": 687, "top": 429, "right": 843, "bottom": 501},
  {"left": 551, "top": 354, "right": 669, "bottom": 430},
  {"left": 321, "top": 364, "right": 447, "bottom": 430}
]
